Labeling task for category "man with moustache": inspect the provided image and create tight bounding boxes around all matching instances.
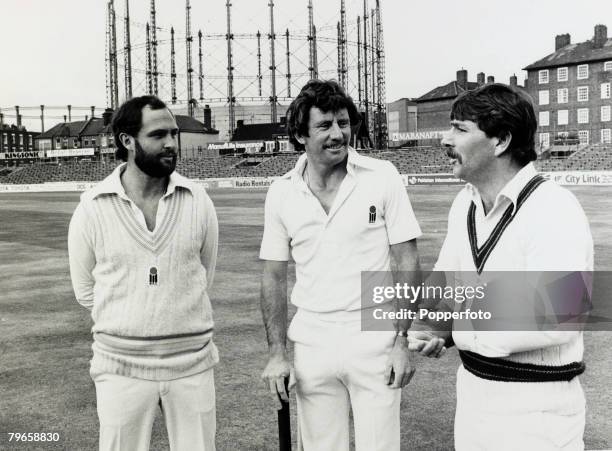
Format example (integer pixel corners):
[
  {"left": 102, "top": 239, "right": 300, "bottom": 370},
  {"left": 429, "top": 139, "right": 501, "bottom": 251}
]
[
  {"left": 414, "top": 83, "right": 593, "bottom": 450},
  {"left": 259, "top": 80, "right": 423, "bottom": 450},
  {"left": 68, "top": 95, "right": 219, "bottom": 451}
]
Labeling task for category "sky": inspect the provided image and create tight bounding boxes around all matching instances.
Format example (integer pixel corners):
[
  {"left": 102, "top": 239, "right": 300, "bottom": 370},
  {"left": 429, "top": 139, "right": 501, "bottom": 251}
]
[{"left": 1, "top": 0, "right": 611, "bottom": 131}]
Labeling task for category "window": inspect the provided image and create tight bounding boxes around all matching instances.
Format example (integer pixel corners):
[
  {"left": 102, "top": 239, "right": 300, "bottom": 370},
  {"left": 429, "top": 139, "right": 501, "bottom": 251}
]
[
  {"left": 28, "top": 136, "right": 32, "bottom": 146},
  {"left": 601, "top": 83, "right": 611, "bottom": 99},
  {"left": 539, "top": 111, "right": 550, "bottom": 126},
  {"left": 539, "top": 90, "right": 549, "bottom": 105},
  {"left": 558, "top": 110, "right": 569, "bottom": 125},
  {"left": 557, "top": 67, "right": 568, "bottom": 81},
  {"left": 605, "top": 61, "right": 612, "bottom": 71},
  {"left": 3, "top": 134, "right": 7, "bottom": 145},
  {"left": 577, "top": 108, "right": 589, "bottom": 124},
  {"left": 538, "top": 70, "right": 549, "bottom": 84},
  {"left": 19, "top": 135, "right": 23, "bottom": 145},
  {"left": 601, "top": 129, "right": 612, "bottom": 144},
  {"left": 557, "top": 88, "right": 568, "bottom": 104},
  {"left": 578, "top": 130, "right": 589, "bottom": 144},
  {"left": 577, "top": 64, "right": 589, "bottom": 79},
  {"left": 539, "top": 133, "right": 550, "bottom": 148},
  {"left": 91, "top": 137, "right": 96, "bottom": 146},
  {"left": 577, "top": 86, "right": 589, "bottom": 102},
  {"left": 602, "top": 106, "right": 611, "bottom": 122},
  {"left": 84, "top": 139, "right": 89, "bottom": 146}
]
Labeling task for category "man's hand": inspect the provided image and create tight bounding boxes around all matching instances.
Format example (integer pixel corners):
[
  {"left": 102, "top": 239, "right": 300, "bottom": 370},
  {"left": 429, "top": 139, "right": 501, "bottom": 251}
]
[
  {"left": 261, "top": 351, "right": 295, "bottom": 409},
  {"left": 384, "top": 336, "right": 415, "bottom": 389},
  {"left": 408, "top": 330, "right": 446, "bottom": 358}
]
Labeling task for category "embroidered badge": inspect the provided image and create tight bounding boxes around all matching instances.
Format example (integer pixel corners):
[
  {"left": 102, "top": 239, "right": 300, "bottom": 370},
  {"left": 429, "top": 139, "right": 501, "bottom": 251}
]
[
  {"left": 149, "top": 267, "right": 158, "bottom": 285},
  {"left": 369, "top": 206, "right": 377, "bottom": 224}
]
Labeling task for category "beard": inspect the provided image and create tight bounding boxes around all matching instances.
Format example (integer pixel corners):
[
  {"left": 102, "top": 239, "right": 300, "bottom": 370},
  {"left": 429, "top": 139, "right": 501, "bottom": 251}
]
[{"left": 133, "top": 139, "right": 177, "bottom": 178}]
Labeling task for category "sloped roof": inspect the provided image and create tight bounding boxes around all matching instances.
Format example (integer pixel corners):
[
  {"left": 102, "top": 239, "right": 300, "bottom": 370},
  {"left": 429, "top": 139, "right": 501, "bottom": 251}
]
[
  {"left": 231, "top": 122, "right": 287, "bottom": 142},
  {"left": 416, "top": 81, "right": 479, "bottom": 102},
  {"left": 176, "top": 115, "right": 218, "bottom": 134},
  {"left": 523, "top": 38, "right": 612, "bottom": 70},
  {"left": 80, "top": 118, "right": 106, "bottom": 136},
  {"left": 37, "top": 120, "right": 89, "bottom": 139}
]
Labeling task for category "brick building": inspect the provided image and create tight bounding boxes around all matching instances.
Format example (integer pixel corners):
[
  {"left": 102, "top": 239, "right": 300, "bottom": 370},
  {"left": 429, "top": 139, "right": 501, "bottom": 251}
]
[
  {"left": 387, "top": 98, "right": 417, "bottom": 147},
  {"left": 414, "top": 70, "right": 518, "bottom": 146},
  {"left": 0, "top": 123, "right": 41, "bottom": 165},
  {"left": 524, "top": 24, "right": 612, "bottom": 150}
]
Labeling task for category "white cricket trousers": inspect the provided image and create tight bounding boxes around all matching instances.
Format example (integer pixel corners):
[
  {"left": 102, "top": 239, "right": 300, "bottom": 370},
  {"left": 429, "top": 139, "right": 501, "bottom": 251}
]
[
  {"left": 91, "top": 368, "right": 216, "bottom": 451},
  {"left": 455, "top": 365, "right": 585, "bottom": 451},
  {"left": 288, "top": 309, "right": 400, "bottom": 451}
]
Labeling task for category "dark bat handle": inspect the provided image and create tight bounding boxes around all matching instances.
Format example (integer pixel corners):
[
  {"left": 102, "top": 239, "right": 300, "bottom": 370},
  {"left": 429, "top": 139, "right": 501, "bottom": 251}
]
[{"left": 277, "top": 377, "right": 291, "bottom": 451}]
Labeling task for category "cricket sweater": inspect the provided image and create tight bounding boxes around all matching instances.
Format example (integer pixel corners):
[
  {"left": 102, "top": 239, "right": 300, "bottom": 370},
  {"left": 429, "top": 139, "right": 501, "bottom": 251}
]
[{"left": 68, "top": 164, "right": 219, "bottom": 380}]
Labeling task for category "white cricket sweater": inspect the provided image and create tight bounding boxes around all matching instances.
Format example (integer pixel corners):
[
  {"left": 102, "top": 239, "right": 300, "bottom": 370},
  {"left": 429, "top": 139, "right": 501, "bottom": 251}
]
[{"left": 68, "top": 165, "right": 219, "bottom": 380}]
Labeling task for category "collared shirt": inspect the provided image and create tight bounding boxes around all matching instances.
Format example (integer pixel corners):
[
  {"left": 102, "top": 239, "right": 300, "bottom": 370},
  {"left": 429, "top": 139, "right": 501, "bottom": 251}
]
[
  {"left": 260, "top": 148, "right": 422, "bottom": 313},
  {"left": 434, "top": 163, "right": 593, "bottom": 362}
]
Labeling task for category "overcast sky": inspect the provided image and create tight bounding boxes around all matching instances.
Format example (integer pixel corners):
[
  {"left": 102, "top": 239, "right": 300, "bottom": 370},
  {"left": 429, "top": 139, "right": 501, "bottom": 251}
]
[{"left": 1, "top": 0, "right": 610, "bottom": 130}]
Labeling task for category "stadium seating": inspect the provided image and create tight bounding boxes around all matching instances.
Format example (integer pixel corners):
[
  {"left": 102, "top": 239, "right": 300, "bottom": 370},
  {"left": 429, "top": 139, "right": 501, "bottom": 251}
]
[{"left": 1, "top": 145, "right": 611, "bottom": 185}]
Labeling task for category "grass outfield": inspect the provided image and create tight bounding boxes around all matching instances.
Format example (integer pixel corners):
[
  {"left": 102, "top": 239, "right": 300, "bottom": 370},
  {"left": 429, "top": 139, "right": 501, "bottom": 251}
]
[{"left": 0, "top": 186, "right": 611, "bottom": 450}]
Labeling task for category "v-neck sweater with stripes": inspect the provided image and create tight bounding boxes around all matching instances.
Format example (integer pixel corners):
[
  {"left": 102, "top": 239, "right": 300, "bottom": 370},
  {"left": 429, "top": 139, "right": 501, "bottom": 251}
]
[
  {"left": 434, "top": 164, "right": 593, "bottom": 369},
  {"left": 68, "top": 167, "right": 219, "bottom": 380}
]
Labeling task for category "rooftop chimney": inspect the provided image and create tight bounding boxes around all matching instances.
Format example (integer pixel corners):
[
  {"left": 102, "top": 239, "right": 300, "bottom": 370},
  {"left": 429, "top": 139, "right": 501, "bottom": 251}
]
[
  {"left": 594, "top": 24, "right": 607, "bottom": 48},
  {"left": 555, "top": 33, "right": 571, "bottom": 51},
  {"left": 203, "top": 104, "right": 211, "bottom": 129},
  {"left": 15, "top": 106, "right": 21, "bottom": 128},
  {"left": 456, "top": 69, "right": 468, "bottom": 89},
  {"left": 487, "top": 75, "right": 495, "bottom": 84},
  {"left": 509, "top": 74, "right": 518, "bottom": 87},
  {"left": 102, "top": 108, "right": 114, "bottom": 126},
  {"left": 91, "top": 106, "right": 95, "bottom": 118},
  {"left": 477, "top": 72, "right": 485, "bottom": 85}
]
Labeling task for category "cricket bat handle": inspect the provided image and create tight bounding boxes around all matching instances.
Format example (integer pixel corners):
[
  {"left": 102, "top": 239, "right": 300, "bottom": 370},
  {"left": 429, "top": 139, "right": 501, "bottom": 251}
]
[{"left": 277, "top": 377, "right": 291, "bottom": 451}]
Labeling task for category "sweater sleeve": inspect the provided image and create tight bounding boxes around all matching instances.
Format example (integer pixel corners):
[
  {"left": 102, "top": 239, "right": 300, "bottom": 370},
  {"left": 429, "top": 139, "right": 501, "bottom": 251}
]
[
  {"left": 68, "top": 202, "right": 96, "bottom": 310},
  {"left": 200, "top": 193, "right": 219, "bottom": 291}
]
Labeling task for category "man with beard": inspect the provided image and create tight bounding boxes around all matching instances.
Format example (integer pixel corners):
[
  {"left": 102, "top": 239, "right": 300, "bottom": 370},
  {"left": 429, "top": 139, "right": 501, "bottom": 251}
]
[
  {"left": 68, "top": 95, "right": 219, "bottom": 450},
  {"left": 259, "top": 80, "right": 424, "bottom": 450}
]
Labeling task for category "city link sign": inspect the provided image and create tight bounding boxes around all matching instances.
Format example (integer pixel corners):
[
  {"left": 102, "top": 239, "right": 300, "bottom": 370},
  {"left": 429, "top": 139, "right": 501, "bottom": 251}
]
[{"left": 391, "top": 131, "right": 444, "bottom": 141}]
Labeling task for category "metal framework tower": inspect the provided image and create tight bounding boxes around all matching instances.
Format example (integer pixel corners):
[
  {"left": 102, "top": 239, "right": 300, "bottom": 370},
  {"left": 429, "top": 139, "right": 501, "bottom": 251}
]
[
  {"left": 40, "top": 105, "right": 45, "bottom": 132},
  {"left": 268, "top": 1, "right": 278, "bottom": 123},
  {"left": 150, "top": 0, "right": 158, "bottom": 95},
  {"left": 198, "top": 30, "right": 204, "bottom": 101},
  {"left": 146, "top": 23, "right": 153, "bottom": 94},
  {"left": 357, "top": 16, "right": 362, "bottom": 106},
  {"left": 285, "top": 29, "right": 292, "bottom": 98},
  {"left": 337, "top": 22, "right": 342, "bottom": 81},
  {"left": 307, "top": 0, "right": 315, "bottom": 79},
  {"left": 370, "top": 8, "right": 377, "bottom": 147},
  {"left": 226, "top": 0, "right": 235, "bottom": 136},
  {"left": 312, "top": 25, "right": 318, "bottom": 78},
  {"left": 375, "top": 0, "right": 387, "bottom": 147},
  {"left": 106, "top": 0, "right": 119, "bottom": 109},
  {"left": 123, "top": 0, "right": 132, "bottom": 100},
  {"left": 257, "top": 31, "right": 263, "bottom": 96},
  {"left": 170, "top": 27, "right": 177, "bottom": 104},
  {"left": 339, "top": 0, "right": 348, "bottom": 89},
  {"left": 186, "top": 0, "right": 194, "bottom": 116},
  {"left": 362, "top": 1, "right": 370, "bottom": 142}
]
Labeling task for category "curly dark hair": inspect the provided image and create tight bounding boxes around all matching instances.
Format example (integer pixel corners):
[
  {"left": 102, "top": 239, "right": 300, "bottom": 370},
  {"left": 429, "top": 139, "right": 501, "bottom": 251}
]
[
  {"left": 451, "top": 83, "right": 537, "bottom": 166},
  {"left": 286, "top": 79, "right": 359, "bottom": 151},
  {"left": 111, "top": 95, "right": 168, "bottom": 161}
]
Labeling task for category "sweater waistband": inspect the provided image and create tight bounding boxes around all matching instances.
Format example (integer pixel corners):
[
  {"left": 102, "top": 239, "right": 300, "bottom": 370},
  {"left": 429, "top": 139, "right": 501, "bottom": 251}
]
[
  {"left": 459, "top": 350, "right": 585, "bottom": 383},
  {"left": 94, "top": 330, "right": 213, "bottom": 356}
]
